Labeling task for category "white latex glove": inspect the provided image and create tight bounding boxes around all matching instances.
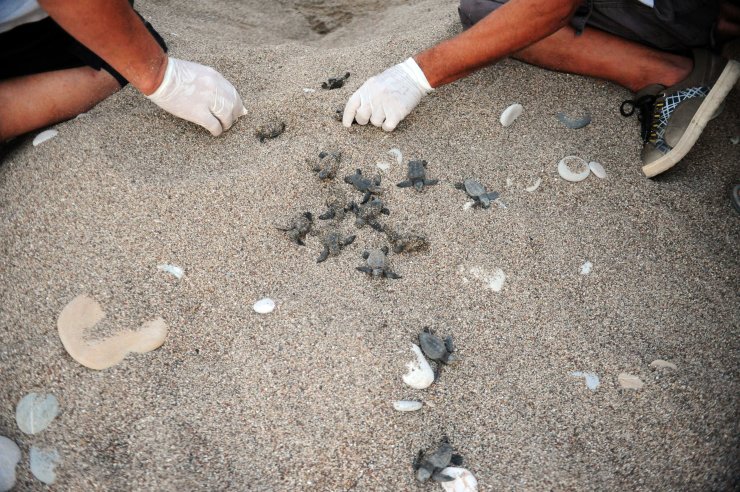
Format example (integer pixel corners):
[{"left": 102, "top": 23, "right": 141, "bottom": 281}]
[
  {"left": 343, "top": 58, "right": 433, "bottom": 132},
  {"left": 146, "top": 57, "right": 247, "bottom": 136}
]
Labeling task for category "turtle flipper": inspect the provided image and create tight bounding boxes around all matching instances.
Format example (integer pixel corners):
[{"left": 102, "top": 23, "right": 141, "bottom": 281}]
[
  {"left": 356, "top": 266, "right": 372, "bottom": 274},
  {"left": 424, "top": 179, "right": 439, "bottom": 186},
  {"left": 444, "top": 335, "right": 455, "bottom": 353},
  {"left": 385, "top": 271, "right": 402, "bottom": 279},
  {"left": 343, "top": 235, "right": 356, "bottom": 246},
  {"left": 369, "top": 221, "right": 383, "bottom": 232},
  {"left": 317, "top": 247, "right": 330, "bottom": 263},
  {"left": 451, "top": 454, "right": 464, "bottom": 466},
  {"left": 397, "top": 180, "right": 413, "bottom": 188},
  {"left": 431, "top": 471, "right": 455, "bottom": 483},
  {"left": 318, "top": 209, "right": 335, "bottom": 220}
]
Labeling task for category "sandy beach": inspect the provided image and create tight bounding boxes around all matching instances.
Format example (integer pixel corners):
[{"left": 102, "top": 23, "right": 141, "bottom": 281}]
[{"left": 1, "top": 0, "right": 739, "bottom": 490}]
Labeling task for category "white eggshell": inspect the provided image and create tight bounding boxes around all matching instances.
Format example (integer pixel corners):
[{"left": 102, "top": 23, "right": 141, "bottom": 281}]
[
  {"left": 618, "top": 373, "right": 644, "bottom": 390},
  {"left": 253, "top": 298, "right": 275, "bottom": 314},
  {"left": 392, "top": 400, "right": 423, "bottom": 412},
  {"left": 588, "top": 161, "right": 607, "bottom": 179},
  {"left": 558, "top": 156, "right": 590, "bottom": 182},
  {"left": 440, "top": 467, "right": 478, "bottom": 492},
  {"left": 0, "top": 436, "right": 21, "bottom": 492},
  {"left": 525, "top": 177, "right": 542, "bottom": 192},
  {"left": 29, "top": 447, "right": 61, "bottom": 485},
  {"left": 499, "top": 103, "right": 523, "bottom": 127},
  {"left": 15, "top": 393, "right": 59, "bottom": 435},
  {"left": 32, "top": 129, "right": 58, "bottom": 147},
  {"left": 402, "top": 344, "right": 434, "bottom": 389},
  {"left": 650, "top": 359, "right": 677, "bottom": 370}
]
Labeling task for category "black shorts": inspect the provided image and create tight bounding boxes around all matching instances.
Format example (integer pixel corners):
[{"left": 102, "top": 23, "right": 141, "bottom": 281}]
[{"left": 0, "top": 9, "right": 167, "bottom": 87}]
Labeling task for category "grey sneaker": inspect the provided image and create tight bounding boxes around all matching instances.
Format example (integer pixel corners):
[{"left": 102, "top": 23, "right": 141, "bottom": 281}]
[{"left": 620, "top": 49, "right": 740, "bottom": 177}]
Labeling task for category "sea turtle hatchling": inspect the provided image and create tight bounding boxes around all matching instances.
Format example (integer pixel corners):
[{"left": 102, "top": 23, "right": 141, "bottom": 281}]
[
  {"left": 317, "top": 232, "right": 356, "bottom": 263},
  {"left": 419, "top": 328, "right": 459, "bottom": 366},
  {"left": 344, "top": 169, "right": 382, "bottom": 204},
  {"left": 322, "top": 72, "right": 350, "bottom": 90},
  {"left": 356, "top": 246, "right": 401, "bottom": 279},
  {"left": 347, "top": 197, "right": 390, "bottom": 231},
  {"left": 454, "top": 178, "right": 500, "bottom": 209},
  {"left": 397, "top": 160, "right": 439, "bottom": 192},
  {"left": 318, "top": 186, "right": 349, "bottom": 221},
  {"left": 310, "top": 151, "right": 342, "bottom": 180},
  {"left": 254, "top": 119, "right": 286, "bottom": 142},
  {"left": 276, "top": 212, "right": 313, "bottom": 246},
  {"left": 413, "top": 437, "right": 464, "bottom": 483},
  {"left": 384, "top": 228, "right": 428, "bottom": 254}
]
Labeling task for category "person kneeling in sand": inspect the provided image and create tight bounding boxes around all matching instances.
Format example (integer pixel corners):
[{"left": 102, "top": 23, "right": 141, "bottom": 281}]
[
  {"left": 343, "top": 0, "right": 739, "bottom": 176},
  {"left": 0, "top": 0, "right": 246, "bottom": 141}
]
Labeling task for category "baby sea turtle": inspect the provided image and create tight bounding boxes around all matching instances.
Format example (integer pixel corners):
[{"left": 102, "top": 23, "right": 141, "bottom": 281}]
[
  {"left": 344, "top": 169, "right": 382, "bottom": 204},
  {"left": 347, "top": 198, "right": 390, "bottom": 231},
  {"left": 318, "top": 186, "right": 349, "bottom": 221},
  {"left": 276, "top": 212, "right": 313, "bottom": 246},
  {"left": 413, "top": 437, "right": 464, "bottom": 483},
  {"left": 317, "top": 232, "right": 356, "bottom": 263},
  {"left": 384, "top": 228, "right": 428, "bottom": 254},
  {"left": 255, "top": 119, "right": 286, "bottom": 142},
  {"left": 454, "top": 178, "right": 500, "bottom": 209},
  {"left": 397, "top": 160, "right": 439, "bottom": 192},
  {"left": 322, "top": 72, "right": 350, "bottom": 90},
  {"left": 419, "top": 328, "right": 459, "bottom": 366},
  {"left": 356, "top": 246, "right": 401, "bottom": 279},
  {"left": 310, "top": 151, "right": 342, "bottom": 181}
]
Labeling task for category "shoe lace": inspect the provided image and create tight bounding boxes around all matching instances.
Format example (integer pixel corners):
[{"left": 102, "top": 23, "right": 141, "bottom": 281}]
[{"left": 620, "top": 94, "right": 664, "bottom": 143}]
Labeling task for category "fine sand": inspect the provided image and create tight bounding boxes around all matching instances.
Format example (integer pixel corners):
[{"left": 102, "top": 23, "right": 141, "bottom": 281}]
[{"left": 1, "top": 1, "right": 739, "bottom": 490}]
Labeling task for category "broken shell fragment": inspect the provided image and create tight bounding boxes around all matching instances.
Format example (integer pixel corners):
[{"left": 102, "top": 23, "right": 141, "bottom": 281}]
[
  {"left": 393, "top": 400, "right": 423, "bottom": 412},
  {"left": 57, "top": 295, "right": 168, "bottom": 370},
  {"left": 157, "top": 263, "right": 184, "bottom": 279},
  {"left": 15, "top": 393, "right": 59, "bottom": 435},
  {"left": 650, "top": 359, "right": 677, "bottom": 370},
  {"left": 440, "top": 467, "right": 478, "bottom": 492},
  {"left": 402, "top": 344, "right": 434, "bottom": 389},
  {"left": 588, "top": 161, "right": 607, "bottom": 179},
  {"left": 618, "top": 373, "right": 644, "bottom": 389},
  {"left": 29, "top": 447, "right": 61, "bottom": 485},
  {"left": 571, "top": 371, "right": 600, "bottom": 390},
  {"left": 499, "top": 103, "right": 523, "bottom": 127},
  {"left": 253, "top": 298, "right": 276, "bottom": 314},
  {"left": 0, "top": 436, "right": 21, "bottom": 492},
  {"left": 32, "top": 129, "right": 58, "bottom": 147},
  {"left": 525, "top": 177, "right": 541, "bottom": 192},
  {"left": 558, "top": 156, "right": 590, "bottom": 182}
]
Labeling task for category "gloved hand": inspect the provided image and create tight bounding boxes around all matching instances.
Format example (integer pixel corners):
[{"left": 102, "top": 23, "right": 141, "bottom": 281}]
[
  {"left": 146, "top": 57, "right": 247, "bottom": 136},
  {"left": 343, "top": 58, "right": 433, "bottom": 132}
]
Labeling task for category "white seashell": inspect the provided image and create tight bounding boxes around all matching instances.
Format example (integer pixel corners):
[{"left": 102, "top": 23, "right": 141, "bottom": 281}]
[
  {"left": 618, "top": 373, "right": 644, "bottom": 389},
  {"left": 253, "top": 298, "right": 275, "bottom": 314},
  {"left": 15, "top": 393, "right": 59, "bottom": 435},
  {"left": 579, "top": 261, "right": 593, "bottom": 275},
  {"left": 525, "top": 177, "right": 541, "bottom": 192},
  {"left": 302, "top": 88, "right": 316, "bottom": 93},
  {"left": 157, "top": 264, "right": 184, "bottom": 279},
  {"left": 0, "top": 436, "right": 21, "bottom": 492},
  {"left": 29, "top": 447, "right": 60, "bottom": 485},
  {"left": 402, "top": 344, "right": 434, "bottom": 389},
  {"left": 588, "top": 161, "right": 607, "bottom": 179},
  {"left": 571, "top": 371, "right": 600, "bottom": 390},
  {"left": 558, "top": 156, "right": 590, "bottom": 182},
  {"left": 500, "top": 103, "right": 523, "bottom": 127},
  {"left": 440, "top": 467, "right": 478, "bottom": 492},
  {"left": 32, "top": 129, "right": 58, "bottom": 147},
  {"left": 388, "top": 148, "right": 403, "bottom": 165},
  {"left": 392, "top": 400, "right": 423, "bottom": 412},
  {"left": 376, "top": 162, "right": 391, "bottom": 172},
  {"left": 650, "top": 359, "right": 677, "bottom": 370}
]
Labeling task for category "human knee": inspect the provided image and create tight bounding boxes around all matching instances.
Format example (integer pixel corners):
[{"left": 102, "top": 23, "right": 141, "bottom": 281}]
[{"left": 458, "top": 0, "right": 507, "bottom": 29}]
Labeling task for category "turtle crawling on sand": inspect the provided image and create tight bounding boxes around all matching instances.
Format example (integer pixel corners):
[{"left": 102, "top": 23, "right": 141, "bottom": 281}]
[
  {"left": 419, "top": 328, "right": 459, "bottom": 366},
  {"left": 255, "top": 119, "right": 286, "bottom": 142},
  {"left": 319, "top": 187, "right": 349, "bottom": 221},
  {"left": 311, "top": 151, "right": 342, "bottom": 181},
  {"left": 276, "top": 212, "right": 313, "bottom": 246},
  {"left": 455, "top": 178, "right": 499, "bottom": 209},
  {"left": 397, "top": 160, "right": 439, "bottom": 192},
  {"left": 317, "top": 232, "right": 356, "bottom": 263},
  {"left": 384, "top": 228, "right": 428, "bottom": 254},
  {"left": 322, "top": 72, "right": 350, "bottom": 90},
  {"left": 347, "top": 198, "right": 390, "bottom": 231},
  {"left": 413, "top": 437, "right": 464, "bottom": 483},
  {"left": 356, "top": 246, "right": 401, "bottom": 279},
  {"left": 344, "top": 169, "right": 382, "bottom": 204}
]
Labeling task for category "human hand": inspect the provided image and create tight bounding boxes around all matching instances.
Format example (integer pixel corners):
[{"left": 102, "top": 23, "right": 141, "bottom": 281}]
[
  {"left": 146, "top": 57, "right": 247, "bottom": 136},
  {"left": 342, "top": 58, "right": 433, "bottom": 132}
]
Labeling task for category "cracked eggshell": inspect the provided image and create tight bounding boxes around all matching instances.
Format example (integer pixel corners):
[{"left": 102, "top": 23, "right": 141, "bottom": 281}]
[
  {"left": 588, "top": 161, "right": 607, "bottom": 179},
  {"left": 440, "top": 467, "right": 478, "bottom": 492},
  {"left": 392, "top": 400, "right": 423, "bottom": 412},
  {"left": 558, "top": 156, "right": 590, "bottom": 182},
  {"left": 500, "top": 103, "right": 523, "bottom": 127},
  {"left": 0, "top": 436, "right": 21, "bottom": 492},
  {"left": 402, "top": 344, "right": 434, "bottom": 389}
]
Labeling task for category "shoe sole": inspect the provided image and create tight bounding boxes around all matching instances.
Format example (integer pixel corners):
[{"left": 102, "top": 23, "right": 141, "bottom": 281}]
[{"left": 641, "top": 59, "right": 740, "bottom": 178}]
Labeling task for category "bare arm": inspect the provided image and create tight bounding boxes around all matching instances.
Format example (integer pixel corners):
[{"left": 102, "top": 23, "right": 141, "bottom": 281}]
[
  {"left": 38, "top": 0, "right": 166, "bottom": 95},
  {"left": 415, "top": 0, "right": 582, "bottom": 87}
]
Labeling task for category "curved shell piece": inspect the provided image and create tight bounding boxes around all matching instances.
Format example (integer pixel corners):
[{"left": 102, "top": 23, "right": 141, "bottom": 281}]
[
  {"left": 57, "top": 295, "right": 168, "bottom": 370},
  {"left": 253, "top": 298, "right": 276, "bottom": 314},
  {"left": 29, "top": 447, "right": 61, "bottom": 485},
  {"left": 588, "top": 161, "right": 607, "bottom": 179},
  {"left": 440, "top": 467, "right": 478, "bottom": 492},
  {"left": 500, "top": 103, "right": 523, "bottom": 127},
  {"left": 402, "top": 344, "right": 434, "bottom": 389},
  {"left": 392, "top": 400, "right": 423, "bottom": 412},
  {"left": 32, "top": 129, "right": 58, "bottom": 147},
  {"left": 0, "top": 436, "right": 21, "bottom": 492},
  {"left": 15, "top": 393, "right": 59, "bottom": 435},
  {"left": 558, "top": 156, "right": 590, "bottom": 182}
]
